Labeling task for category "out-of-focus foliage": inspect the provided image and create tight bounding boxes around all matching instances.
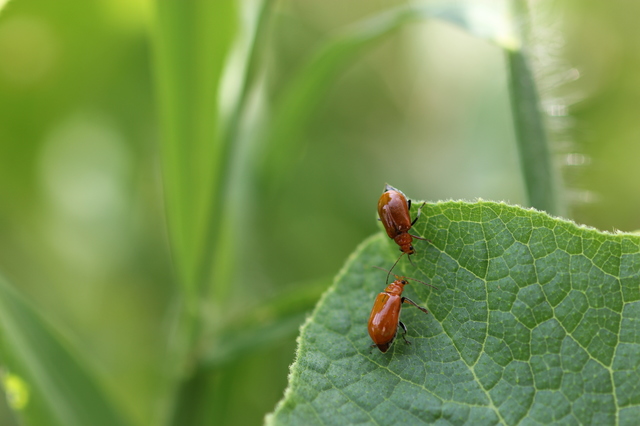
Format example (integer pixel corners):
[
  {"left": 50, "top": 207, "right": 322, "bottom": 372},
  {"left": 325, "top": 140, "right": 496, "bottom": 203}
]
[
  {"left": 0, "top": 275, "right": 130, "bottom": 426},
  {"left": 0, "top": 0, "right": 638, "bottom": 425},
  {"left": 560, "top": 2, "right": 640, "bottom": 232},
  {"left": 0, "top": 1, "right": 170, "bottom": 425}
]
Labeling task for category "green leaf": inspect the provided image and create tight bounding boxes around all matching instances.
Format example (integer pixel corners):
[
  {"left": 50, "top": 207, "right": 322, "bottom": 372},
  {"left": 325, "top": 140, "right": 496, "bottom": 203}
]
[
  {"left": 0, "top": 276, "right": 130, "bottom": 426},
  {"left": 267, "top": 200, "right": 640, "bottom": 425}
]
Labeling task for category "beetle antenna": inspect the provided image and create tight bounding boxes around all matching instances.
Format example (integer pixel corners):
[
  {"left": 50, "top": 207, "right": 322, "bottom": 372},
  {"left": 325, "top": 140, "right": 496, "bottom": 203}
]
[
  {"left": 405, "top": 276, "right": 438, "bottom": 290},
  {"left": 386, "top": 253, "right": 405, "bottom": 283},
  {"left": 372, "top": 265, "right": 438, "bottom": 290},
  {"left": 372, "top": 265, "right": 399, "bottom": 284}
]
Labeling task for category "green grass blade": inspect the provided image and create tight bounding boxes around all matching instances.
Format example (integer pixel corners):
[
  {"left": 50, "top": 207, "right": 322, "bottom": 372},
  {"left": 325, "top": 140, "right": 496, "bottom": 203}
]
[
  {"left": 0, "top": 276, "right": 129, "bottom": 426},
  {"left": 151, "top": 5, "right": 239, "bottom": 419},
  {"left": 152, "top": 0, "right": 238, "bottom": 311},
  {"left": 201, "top": 0, "right": 275, "bottom": 303},
  {"left": 152, "top": 1, "right": 276, "bottom": 424}
]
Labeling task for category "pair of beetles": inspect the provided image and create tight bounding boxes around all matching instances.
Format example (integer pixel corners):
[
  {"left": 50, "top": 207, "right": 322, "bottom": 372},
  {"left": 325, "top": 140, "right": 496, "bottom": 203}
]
[{"left": 368, "top": 184, "right": 435, "bottom": 353}]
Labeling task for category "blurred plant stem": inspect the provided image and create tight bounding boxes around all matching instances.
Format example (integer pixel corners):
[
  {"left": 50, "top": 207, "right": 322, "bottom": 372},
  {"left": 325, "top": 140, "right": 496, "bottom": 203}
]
[
  {"left": 507, "top": 0, "right": 563, "bottom": 216},
  {"left": 155, "top": 0, "right": 236, "bottom": 304},
  {"left": 152, "top": 0, "right": 237, "bottom": 423},
  {"left": 152, "top": 0, "right": 276, "bottom": 424}
]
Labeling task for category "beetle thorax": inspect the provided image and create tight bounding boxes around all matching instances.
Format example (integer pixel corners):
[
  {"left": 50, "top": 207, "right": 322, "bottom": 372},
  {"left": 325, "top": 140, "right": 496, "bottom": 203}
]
[{"left": 384, "top": 280, "right": 406, "bottom": 296}]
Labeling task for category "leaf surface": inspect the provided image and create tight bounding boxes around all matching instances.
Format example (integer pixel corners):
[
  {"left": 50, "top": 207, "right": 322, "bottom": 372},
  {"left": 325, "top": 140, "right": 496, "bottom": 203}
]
[{"left": 268, "top": 201, "right": 640, "bottom": 425}]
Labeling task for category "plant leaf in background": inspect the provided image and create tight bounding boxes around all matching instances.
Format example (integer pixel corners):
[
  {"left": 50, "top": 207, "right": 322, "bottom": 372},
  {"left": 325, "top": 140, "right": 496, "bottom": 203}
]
[
  {"left": 258, "top": 1, "right": 520, "bottom": 192},
  {"left": 153, "top": 0, "right": 238, "bottom": 313},
  {"left": 152, "top": 0, "right": 242, "bottom": 421},
  {"left": 268, "top": 200, "right": 640, "bottom": 425},
  {"left": 0, "top": 276, "right": 129, "bottom": 426}
]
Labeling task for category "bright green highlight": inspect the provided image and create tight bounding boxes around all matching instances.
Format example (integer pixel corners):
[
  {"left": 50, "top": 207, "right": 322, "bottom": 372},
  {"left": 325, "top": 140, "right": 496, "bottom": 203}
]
[
  {"left": 2, "top": 372, "right": 28, "bottom": 410},
  {"left": 268, "top": 201, "right": 640, "bottom": 425}
]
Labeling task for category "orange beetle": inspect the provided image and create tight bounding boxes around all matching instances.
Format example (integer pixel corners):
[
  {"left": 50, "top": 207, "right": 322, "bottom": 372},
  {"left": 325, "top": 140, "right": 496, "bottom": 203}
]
[
  {"left": 368, "top": 269, "right": 434, "bottom": 353},
  {"left": 377, "top": 184, "right": 428, "bottom": 280}
]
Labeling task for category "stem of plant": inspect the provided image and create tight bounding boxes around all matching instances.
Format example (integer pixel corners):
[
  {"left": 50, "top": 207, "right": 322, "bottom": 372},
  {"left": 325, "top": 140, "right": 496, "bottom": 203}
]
[{"left": 506, "top": 0, "right": 564, "bottom": 216}]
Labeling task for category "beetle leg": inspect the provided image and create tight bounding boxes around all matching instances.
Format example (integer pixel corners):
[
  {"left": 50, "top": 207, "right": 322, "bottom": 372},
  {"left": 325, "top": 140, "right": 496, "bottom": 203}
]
[
  {"left": 407, "top": 199, "right": 412, "bottom": 210},
  {"left": 399, "top": 321, "right": 411, "bottom": 345},
  {"left": 402, "top": 296, "right": 429, "bottom": 315},
  {"left": 410, "top": 202, "right": 426, "bottom": 226}
]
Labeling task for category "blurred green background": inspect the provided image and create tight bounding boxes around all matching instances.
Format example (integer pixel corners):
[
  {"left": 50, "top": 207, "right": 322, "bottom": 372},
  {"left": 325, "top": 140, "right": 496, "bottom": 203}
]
[{"left": 0, "top": 0, "right": 638, "bottom": 425}]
